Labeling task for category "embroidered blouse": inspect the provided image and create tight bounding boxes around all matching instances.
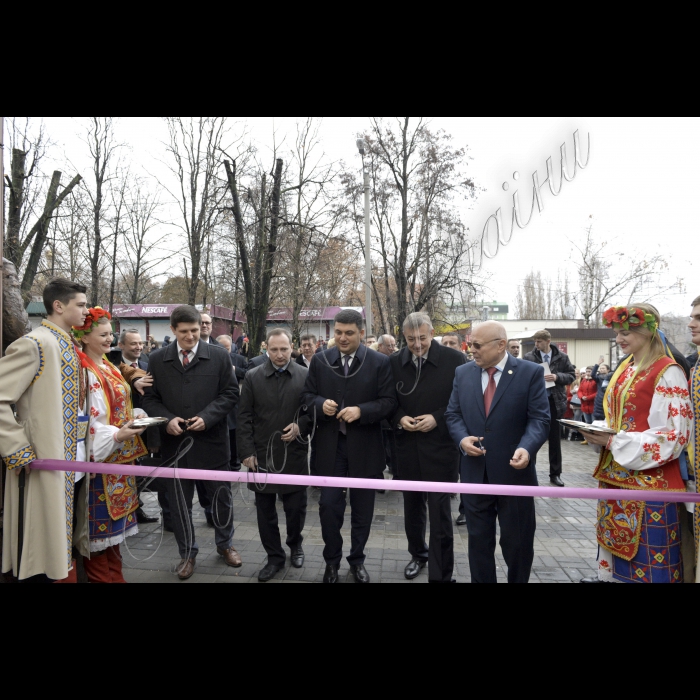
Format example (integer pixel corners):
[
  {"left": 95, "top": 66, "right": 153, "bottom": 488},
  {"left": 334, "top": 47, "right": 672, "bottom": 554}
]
[{"left": 608, "top": 364, "right": 692, "bottom": 472}]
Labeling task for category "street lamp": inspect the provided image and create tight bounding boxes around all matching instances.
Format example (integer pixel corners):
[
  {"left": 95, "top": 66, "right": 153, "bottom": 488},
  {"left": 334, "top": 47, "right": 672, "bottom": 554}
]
[{"left": 357, "top": 139, "right": 373, "bottom": 338}]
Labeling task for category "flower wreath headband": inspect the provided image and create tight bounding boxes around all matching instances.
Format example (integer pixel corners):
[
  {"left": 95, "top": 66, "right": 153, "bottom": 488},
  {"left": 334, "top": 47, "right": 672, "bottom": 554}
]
[
  {"left": 602, "top": 307, "right": 658, "bottom": 333},
  {"left": 73, "top": 306, "right": 112, "bottom": 341}
]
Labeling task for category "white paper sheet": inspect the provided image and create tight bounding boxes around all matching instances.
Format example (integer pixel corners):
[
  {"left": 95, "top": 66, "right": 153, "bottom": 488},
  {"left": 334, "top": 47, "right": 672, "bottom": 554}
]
[{"left": 542, "top": 363, "right": 557, "bottom": 389}]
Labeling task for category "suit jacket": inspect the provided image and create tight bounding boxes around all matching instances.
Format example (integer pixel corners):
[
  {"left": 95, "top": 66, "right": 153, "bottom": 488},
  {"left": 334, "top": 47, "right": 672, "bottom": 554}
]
[
  {"left": 142, "top": 342, "right": 239, "bottom": 470},
  {"left": 249, "top": 354, "right": 267, "bottom": 369},
  {"left": 227, "top": 353, "right": 248, "bottom": 430},
  {"left": 446, "top": 354, "right": 550, "bottom": 487},
  {"left": 237, "top": 360, "right": 311, "bottom": 495},
  {"left": 296, "top": 355, "right": 312, "bottom": 369},
  {"left": 389, "top": 341, "right": 467, "bottom": 482},
  {"left": 302, "top": 344, "right": 398, "bottom": 478}
]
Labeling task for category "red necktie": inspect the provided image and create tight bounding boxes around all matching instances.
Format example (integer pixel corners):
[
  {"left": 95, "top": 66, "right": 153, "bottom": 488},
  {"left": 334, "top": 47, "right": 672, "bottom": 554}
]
[
  {"left": 131, "top": 363, "right": 138, "bottom": 369},
  {"left": 181, "top": 351, "right": 190, "bottom": 367},
  {"left": 484, "top": 367, "right": 499, "bottom": 416}
]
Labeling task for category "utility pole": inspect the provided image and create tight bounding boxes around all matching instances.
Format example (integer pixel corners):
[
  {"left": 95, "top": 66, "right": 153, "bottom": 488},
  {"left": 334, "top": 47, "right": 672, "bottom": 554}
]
[{"left": 357, "top": 140, "right": 373, "bottom": 337}]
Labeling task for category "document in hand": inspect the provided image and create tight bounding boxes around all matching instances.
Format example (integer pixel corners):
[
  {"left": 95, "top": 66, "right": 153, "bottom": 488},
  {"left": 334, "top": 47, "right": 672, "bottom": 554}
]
[{"left": 542, "top": 363, "right": 557, "bottom": 390}]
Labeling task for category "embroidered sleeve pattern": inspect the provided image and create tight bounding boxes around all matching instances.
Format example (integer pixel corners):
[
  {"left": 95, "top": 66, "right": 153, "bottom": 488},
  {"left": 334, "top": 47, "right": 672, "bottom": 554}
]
[
  {"left": 611, "top": 366, "right": 693, "bottom": 471},
  {"left": 4, "top": 445, "right": 38, "bottom": 471},
  {"left": 29, "top": 338, "right": 46, "bottom": 385}
]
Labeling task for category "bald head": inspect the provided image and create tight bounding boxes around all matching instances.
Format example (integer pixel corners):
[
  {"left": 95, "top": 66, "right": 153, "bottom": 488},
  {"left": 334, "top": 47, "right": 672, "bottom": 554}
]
[{"left": 471, "top": 322, "right": 508, "bottom": 369}]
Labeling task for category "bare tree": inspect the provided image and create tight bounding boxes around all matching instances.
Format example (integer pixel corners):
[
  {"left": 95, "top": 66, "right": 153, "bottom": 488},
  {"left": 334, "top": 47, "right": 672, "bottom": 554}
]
[
  {"left": 3, "top": 118, "right": 82, "bottom": 301},
  {"left": 344, "top": 117, "right": 481, "bottom": 337},
  {"left": 82, "top": 117, "right": 120, "bottom": 306},
  {"left": 224, "top": 157, "right": 284, "bottom": 357},
  {"left": 163, "top": 117, "right": 237, "bottom": 306},
  {"left": 572, "top": 225, "right": 684, "bottom": 328}
]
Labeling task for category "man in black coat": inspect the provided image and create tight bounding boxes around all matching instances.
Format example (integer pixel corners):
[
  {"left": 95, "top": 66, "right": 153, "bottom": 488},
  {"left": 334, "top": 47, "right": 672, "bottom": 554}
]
[
  {"left": 143, "top": 306, "right": 241, "bottom": 581},
  {"left": 523, "top": 331, "right": 575, "bottom": 487},
  {"left": 238, "top": 330, "right": 312, "bottom": 582},
  {"left": 302, "top": 309, "right": 397, "bottom": 584},
  {"left": 217, "top": 335, "right": 248, "bottom": 472},
  {"left": 390, "top": 313, "right": 467, "bottom": 583},
  {"left": 296, "top": 334, "right": 317, "bottom": 369}
]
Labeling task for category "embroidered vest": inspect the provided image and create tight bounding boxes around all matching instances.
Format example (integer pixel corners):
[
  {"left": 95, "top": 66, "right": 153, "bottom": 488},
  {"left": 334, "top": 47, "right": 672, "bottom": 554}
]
[{"left": 594, "top": 356, "right": 685, "bottom": 492}]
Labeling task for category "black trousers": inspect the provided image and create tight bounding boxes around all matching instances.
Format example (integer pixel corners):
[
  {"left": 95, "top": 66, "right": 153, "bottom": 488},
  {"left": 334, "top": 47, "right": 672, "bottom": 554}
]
[
  {"left": 404, "top": 490, "right": 455, "bottom": 583},
  {"left": 463, "top": 488, "right": 536, "bottom": 584},
  {"left": 255, "top": 489, "right": 308, "bottom": 567},
  {"left": 319, "top": 434, "right": 379, "bottom": 567},
  {"left": 169, "top": 471, "right": 234, "bottom": 560},
  {"left": 229, "top": 429, "right": 241, "bottom": 469},
  {"left": 382, "top": 429, "right": 395, "bottom": 475},
  {"left": 547, "top": 397, "right": 563, "bottom": 478}
]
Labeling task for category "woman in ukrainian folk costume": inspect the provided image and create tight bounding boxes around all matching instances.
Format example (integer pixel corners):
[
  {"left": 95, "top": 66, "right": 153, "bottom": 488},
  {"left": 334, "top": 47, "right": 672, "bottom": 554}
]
[
  {"left": 73, "top": 308, "right": 148, "bottom": 584},
  {"left": 582, "top": 304, "right": 693, "bottom": 584}
]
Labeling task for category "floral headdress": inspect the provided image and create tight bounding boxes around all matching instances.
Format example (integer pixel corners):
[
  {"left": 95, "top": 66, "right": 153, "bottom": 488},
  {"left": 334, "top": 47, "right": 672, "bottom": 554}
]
[
  {"left": 72, "top": 306, "right": 112, "bottom": 341},
  {"left": 602, "top": 307, "right": 658, "bottom": 333}
]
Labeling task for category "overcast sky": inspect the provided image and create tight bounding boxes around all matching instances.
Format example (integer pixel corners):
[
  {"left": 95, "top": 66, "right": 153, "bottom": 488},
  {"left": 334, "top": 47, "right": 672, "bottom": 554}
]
[{"left": 34, "top": 117, "right": 699, "bottom": 319}]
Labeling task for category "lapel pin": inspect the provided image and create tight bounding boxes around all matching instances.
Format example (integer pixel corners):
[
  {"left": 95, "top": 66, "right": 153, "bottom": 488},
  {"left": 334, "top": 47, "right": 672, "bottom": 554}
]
[{"left": 509, "top": 370, "right": 514, "bottom": 375}]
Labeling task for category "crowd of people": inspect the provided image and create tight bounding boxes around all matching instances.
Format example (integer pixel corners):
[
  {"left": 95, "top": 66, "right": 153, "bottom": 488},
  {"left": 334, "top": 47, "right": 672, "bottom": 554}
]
[{"left": 0, "top": 278, "right": 698, "bottom": 585}]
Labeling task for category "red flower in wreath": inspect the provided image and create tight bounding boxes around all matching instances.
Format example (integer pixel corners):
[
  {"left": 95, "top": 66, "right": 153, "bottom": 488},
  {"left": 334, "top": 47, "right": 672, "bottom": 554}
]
[{"left": 73, "top": 307, "right": 112, "bottom": 340}]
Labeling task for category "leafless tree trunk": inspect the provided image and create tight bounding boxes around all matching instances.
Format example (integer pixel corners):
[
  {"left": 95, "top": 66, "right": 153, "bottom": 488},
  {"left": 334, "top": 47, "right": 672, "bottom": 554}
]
[{"left": 163, "top": 117, "right": 235, "bottom": 306}]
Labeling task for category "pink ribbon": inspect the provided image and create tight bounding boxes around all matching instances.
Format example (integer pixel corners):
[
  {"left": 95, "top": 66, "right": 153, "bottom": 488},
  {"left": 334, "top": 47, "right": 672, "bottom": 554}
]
[{"left": 29, "top": 460, "right": 700, "bottom": 504}]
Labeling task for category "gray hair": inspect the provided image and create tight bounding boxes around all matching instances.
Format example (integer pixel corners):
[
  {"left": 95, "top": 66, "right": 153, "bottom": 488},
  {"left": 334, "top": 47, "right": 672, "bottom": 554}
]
[
  {"left": 403, "top": 313, "right": 433, "bottom": 331},
  {"left": 267, "top": 328, "right": 292, "bottom": 344},
  {"left": 378, "top": 335, "right": 396, "bottom": 346},
  {"left": 217, "top": 335, "right": 233, "bottom": 344},
  {"left": 119, "top": 328, "right": 142, "bottom": 344}
]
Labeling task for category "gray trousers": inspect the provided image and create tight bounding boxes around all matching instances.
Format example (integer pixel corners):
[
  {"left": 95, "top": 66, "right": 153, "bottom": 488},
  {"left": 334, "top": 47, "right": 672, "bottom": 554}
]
[{"left": 168, "top": 471, "right": 234, "bottom": 559}]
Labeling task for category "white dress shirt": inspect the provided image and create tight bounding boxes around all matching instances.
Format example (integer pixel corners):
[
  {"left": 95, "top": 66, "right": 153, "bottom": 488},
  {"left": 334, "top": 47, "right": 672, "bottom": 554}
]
[
  {"left": 481, "top": 353, "right": 509, "bottom": 393},
  {"left": 178, "top": 343, "right": 199, "bottom": 365}
]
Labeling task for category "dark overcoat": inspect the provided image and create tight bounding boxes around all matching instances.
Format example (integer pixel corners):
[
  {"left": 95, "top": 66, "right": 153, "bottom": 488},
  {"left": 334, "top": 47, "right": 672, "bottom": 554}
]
[
  {"left": 142, "top": 341, "right": 239, "bottom": 470},
  {"left": 389, "top": 341, "right": 467, "bottom": 482},
  {"left": 237, "top": 360, "right": 312, "bottom": 495},
  {"left": 446, "top": 354, "right": 551, "bottom": 487},
  {"left": 523, "top": 345, "right": 575, "bottom": 419},
  {"left": 301, "top": 344, "right": 397, "bottom": 479}
]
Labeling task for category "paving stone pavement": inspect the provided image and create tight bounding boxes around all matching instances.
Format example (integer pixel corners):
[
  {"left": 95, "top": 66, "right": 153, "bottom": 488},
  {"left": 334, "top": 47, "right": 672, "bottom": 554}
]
[{"left": 123, "top": 437, "right": 602, "bottom": 584}]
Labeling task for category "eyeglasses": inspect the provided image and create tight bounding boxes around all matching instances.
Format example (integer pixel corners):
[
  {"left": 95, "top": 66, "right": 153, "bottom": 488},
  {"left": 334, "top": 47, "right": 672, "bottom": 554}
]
[
  {"left": 471, "top": 339, "right": 502, "bottom": 351},
  {"left": 201, "top": 322, "right": 213, "bottom": 327}
]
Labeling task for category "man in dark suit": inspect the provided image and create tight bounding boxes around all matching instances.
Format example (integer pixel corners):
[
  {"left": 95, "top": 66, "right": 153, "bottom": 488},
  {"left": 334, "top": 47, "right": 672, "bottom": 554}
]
[
  {"left": 143, "top": 305, "right": 241, "bottom": 581},
  {"left": 390, "top": 313, "right": 467, "bottom": 583},
  {"left": 302, "top": 309, "right": 397, "bottom": 584},
  {"left": 296, "top": 334, "right": 317, "bottom": 369},
  {"left": 217, "top": 335, "right": 247, "bottom": 472},
  {"left": 238, "top": 330, "right": 312, "bottom": 582},
  {"left": 199, "top": 313, "right": 222, "bottom": 347},
  {"left": 446, "top": 321, "right": 550, "bottom": 584},
  {"left": 523, "top": 331, "right": 575, "bottom": 487}
]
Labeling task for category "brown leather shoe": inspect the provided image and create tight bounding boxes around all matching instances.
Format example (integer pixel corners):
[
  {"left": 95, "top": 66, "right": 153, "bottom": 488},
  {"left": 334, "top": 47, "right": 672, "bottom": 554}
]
[
  {"left": 218, "top": 547, "right": 243, "bottom": 568},
  {"left": 177, "top": 559, "right": 196, "bottom": 581}
]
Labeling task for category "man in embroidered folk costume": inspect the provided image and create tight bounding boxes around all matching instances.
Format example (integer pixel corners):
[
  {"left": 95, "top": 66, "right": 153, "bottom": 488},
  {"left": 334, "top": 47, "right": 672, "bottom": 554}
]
[
  {"left": 687, "top": 296, "right": 700, "bottom": 583},
  {"left": 0, "top": 279, "right": 90, "bottom": 582},
  {"left": 582, "top": 305, "right": 693, "bottom": 584},
  {"left": 73, "top": 308, "right": 149, "bottom": 584}
]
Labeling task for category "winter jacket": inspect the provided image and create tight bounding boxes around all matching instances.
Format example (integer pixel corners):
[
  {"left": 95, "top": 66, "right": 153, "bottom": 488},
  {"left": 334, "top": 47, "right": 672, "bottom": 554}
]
[
  {"left": 579, "top": 378, "right": 598, "bottom": 416},
  {"left": 591, "top": 364, "right": 615, "bottom": 421},
  {"left": 523, "top": 345, "right": 576, "bottom": 420}
]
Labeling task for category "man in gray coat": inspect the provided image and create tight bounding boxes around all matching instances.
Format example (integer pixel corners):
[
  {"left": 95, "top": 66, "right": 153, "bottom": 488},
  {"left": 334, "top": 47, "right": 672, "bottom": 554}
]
[{"left": 237, "top": 329, "right": 313, "bottom": 582}]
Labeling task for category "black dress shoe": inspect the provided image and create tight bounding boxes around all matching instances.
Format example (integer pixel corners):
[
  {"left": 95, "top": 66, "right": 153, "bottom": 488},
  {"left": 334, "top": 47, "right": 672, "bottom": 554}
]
[
  {"left": 404, "top": 559, "right": 427, "bottom": 580},
  {"left": 349, "top": 565, "right": 370, "bottom": 584},
  {"left": 323, "top": 564, "right": 339, "bottom": 584},
  {"left": 136, "top": 508, "right": 159, "bottom": 525},
  {"left": 456, "top": 514, "right": 467, "bottom": 527},
  {"left": 550, "top": 477, "right": 566, "bottom": 487},
  {"left": 258, "top": 563, "right": 283, "bottom": 583},
  {"left": 291, "top": 548, "right": 305, "bottom": 569}
]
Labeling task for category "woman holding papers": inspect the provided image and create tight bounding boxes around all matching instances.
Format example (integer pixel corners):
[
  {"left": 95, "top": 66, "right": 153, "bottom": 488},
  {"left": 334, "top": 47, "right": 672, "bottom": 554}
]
[
  {"left": 582, "top": 305, "right": 692, "bottom": 584},
  {"left": 74, "top": 308, "right": 148, "bottom": 584}
]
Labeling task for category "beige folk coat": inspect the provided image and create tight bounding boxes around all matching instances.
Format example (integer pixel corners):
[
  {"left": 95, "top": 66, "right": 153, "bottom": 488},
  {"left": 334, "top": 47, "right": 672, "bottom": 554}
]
[{"left": 1, "top": 321, "right": 89, "bottom": 581}]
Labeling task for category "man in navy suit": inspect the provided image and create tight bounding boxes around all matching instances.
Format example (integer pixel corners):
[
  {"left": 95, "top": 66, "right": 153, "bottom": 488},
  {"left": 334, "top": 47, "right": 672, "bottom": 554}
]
[
  {"left": 302, "top": 309, "right": 397, "bottom": 584},
  {"left": 446, "top": 321, "right": 550, "bottom": 584}
]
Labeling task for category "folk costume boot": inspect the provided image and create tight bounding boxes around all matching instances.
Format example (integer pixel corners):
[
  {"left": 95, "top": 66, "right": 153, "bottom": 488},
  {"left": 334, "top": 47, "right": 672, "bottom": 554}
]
[
  {"left": 106, "top": 546, "right": 128, "bottom": 584},
  {"left": 83, "top": 552, "right": 112, "bottom": 584}
]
